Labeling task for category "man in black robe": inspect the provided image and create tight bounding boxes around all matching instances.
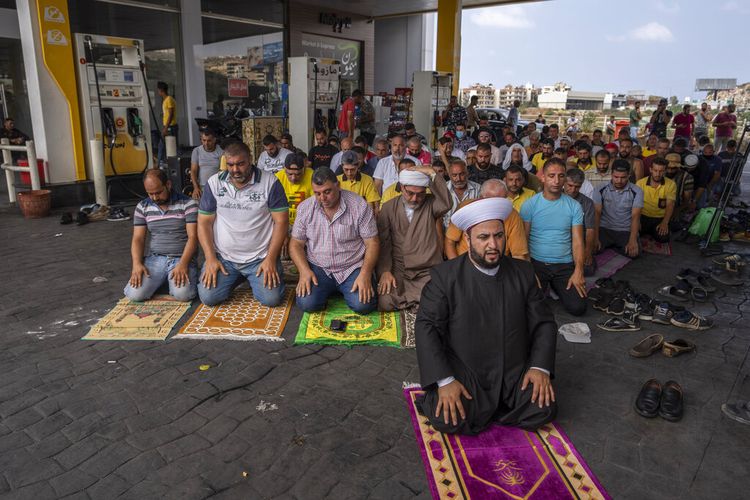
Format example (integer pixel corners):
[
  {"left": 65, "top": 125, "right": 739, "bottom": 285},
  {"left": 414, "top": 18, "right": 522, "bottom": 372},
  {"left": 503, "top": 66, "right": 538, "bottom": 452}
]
[{"left": 416, "top": 197, "right": 558, "bottom": 435}]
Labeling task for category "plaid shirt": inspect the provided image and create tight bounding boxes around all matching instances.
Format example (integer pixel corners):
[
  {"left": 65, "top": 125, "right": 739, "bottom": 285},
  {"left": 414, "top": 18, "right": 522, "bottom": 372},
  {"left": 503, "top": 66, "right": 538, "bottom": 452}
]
[{"left": 292, "top": 190, "right": 378, "bottom": 284}]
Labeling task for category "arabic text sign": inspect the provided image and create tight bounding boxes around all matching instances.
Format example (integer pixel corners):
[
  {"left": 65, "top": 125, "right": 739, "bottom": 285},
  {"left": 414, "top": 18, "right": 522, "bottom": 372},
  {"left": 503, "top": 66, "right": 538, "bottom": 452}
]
[{"left": 228, "top": 78, "right": 249, "bottom": 98}]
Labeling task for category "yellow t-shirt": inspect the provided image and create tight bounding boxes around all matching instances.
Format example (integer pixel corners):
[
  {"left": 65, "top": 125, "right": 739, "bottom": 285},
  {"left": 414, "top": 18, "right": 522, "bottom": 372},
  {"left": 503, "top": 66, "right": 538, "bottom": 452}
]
[
  {"left": 380, "top": 184, "right": 401, "bottom": 207},
  {"left": 636, "top": 176, "right": 676, "bottom": 218},
  {"left": 162, "top": 95, "right": 177, "bottom": 126},
  {"left": 531, "top": 152, "right": 549, "bottom": 174},
  {"left": 507, "top": 187, "right": 535, "bottom": 212},
  {"left": 641, "top": 147, "right": 657, "bottom": 158},
  {"left": 275, "top": 169, "right": 313, "bottom": 225},
  {"left": 338, "top": 173, "right": 380, "bottom": 204}
]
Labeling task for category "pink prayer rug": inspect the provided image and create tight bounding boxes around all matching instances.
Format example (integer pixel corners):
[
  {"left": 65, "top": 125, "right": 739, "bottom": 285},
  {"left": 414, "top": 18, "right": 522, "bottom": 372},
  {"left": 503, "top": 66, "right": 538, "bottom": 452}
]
[
  {"left": 585, "top": 249, "right": 632, "bottom": 291},
  {"left": 404, "top": 387, "right": 610, "bottom": 500}
]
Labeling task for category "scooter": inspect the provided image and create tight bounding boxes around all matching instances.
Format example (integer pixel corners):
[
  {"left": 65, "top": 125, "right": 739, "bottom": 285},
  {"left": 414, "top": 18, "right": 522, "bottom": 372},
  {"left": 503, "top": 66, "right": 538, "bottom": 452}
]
[{"left": 195, "top": 104, "right": 246, "bottom": 146}]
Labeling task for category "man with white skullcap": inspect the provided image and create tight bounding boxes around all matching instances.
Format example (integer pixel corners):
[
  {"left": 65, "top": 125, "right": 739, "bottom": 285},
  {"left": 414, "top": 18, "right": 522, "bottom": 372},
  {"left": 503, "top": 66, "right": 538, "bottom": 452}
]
[
  {"left": 376, "top": 165, "right": 451, "bottom": 311},
  {"left": 415, "top": 197, "right": 558, "bottom": 434}
]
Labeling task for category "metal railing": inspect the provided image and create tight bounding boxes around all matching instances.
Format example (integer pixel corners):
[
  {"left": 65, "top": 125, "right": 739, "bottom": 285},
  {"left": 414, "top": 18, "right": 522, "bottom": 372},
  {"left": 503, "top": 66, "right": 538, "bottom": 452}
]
[{"left": 1, "top": 138, "right": 41, "bottom": 203}]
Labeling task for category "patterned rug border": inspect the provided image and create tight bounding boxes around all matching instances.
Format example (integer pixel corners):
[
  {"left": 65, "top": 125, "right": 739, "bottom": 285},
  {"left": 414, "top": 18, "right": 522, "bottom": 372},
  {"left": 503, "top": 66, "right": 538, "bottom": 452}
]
[
  {"left": 173, "top": 288, "right": 294, "bottom": 341},
  {"left": 82, "top": 298, "right": 192, "bottom": 341}
]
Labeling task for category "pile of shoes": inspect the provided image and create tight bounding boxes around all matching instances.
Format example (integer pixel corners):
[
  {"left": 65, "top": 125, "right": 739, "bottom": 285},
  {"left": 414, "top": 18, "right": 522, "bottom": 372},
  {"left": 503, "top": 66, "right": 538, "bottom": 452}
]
[
  {"left": 635, "top": 379, "right": 684, "bottom": 422},
  {"left": 589, "top": 277, "right": 713, "bottom": 332},
  {"left": 629, "top": 334, "right": 696, "bottom": 358},
  {"left": 657, "top": 268, "right": 716, "bottom": 303},
  {"left": 60, "top": 203, "right": 110, "bottom": 226},
  {"left": 719, "top": 210, "right": 750, "bottom": 242}
]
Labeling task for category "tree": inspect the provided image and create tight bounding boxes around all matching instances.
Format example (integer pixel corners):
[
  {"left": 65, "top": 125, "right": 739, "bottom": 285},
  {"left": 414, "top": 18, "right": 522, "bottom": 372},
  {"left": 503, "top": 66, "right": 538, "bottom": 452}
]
[
  {"left": 581, "top": 112, "right": 598, "bottom": 133},
  {"left": 669, "top": 96, "right": 678, "bottom": 106}
]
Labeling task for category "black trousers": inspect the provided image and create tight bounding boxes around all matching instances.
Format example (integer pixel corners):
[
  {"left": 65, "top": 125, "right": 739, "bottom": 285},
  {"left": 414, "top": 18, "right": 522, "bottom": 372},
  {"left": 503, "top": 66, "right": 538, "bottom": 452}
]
[
  {"left": 419, "top": 363, "right": 556, "bottom": 435},
  {"left": 599, "top": 227, "right": 639, "bottom": 257},
  {"left": 531, "top": 259, "right": 587, "bottom": 316},
  {"left": 640, "top": 215, "right": 670, "bottom": 243}
]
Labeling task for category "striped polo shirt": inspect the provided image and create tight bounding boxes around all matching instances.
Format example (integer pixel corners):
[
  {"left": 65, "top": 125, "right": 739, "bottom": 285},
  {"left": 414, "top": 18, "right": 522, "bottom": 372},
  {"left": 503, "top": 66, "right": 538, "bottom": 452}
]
[{"left": 133, "top": 191, "right": 198, "bottom": 257}]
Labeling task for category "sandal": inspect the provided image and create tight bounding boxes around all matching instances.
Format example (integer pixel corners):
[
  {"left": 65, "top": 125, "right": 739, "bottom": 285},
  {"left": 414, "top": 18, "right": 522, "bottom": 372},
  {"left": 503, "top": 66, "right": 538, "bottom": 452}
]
[
  {"left": 657, "top": 284, "right": 689, "bottom": 302},
  {"left": 662, "top": 339, "right": 696, "bottom": 357},
  {"left": 689, "top": 284, "right": 709, "bottom": 302}
]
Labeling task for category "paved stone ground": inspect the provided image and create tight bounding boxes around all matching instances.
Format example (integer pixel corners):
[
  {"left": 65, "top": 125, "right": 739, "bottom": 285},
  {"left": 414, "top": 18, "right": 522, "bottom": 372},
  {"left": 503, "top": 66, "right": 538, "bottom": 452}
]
[{"left": 2, "top": 174, "right": 750, "bottom": 499}]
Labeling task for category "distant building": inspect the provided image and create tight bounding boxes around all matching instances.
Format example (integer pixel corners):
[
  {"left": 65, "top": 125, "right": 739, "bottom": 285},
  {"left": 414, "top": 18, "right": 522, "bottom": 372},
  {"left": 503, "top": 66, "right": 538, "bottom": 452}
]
[
  {"left": 715, "top": 82, "right": 750, "bottom": 108},
  {"left": 541, "top": 82, "right": 571, "bottom": 94},
  {"left": 538, "top": 90, "right": 606, "bottom": 111},
  {"left": 497, "top": 83, "right": 537, "bottom": 107},
  {"left": 460, "top": 83, "right": 497, "bottom": 108}
]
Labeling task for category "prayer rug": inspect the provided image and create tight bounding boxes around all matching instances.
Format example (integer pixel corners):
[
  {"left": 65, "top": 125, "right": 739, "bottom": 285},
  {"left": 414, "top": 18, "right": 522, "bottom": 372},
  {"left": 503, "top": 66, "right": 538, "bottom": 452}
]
[
  {"left": 82, "top": 297, "right": 191, "bottom": 341},
  {"left": 294, "top": 296, "right": 401, "bottom": 347},
  {"left": 640, "top": 237, "right": 673, "bottom": 256},
  {"left": 404, "top": 387, "right": 610, "bottom": 500},
  {"left": 281, "top": 258, "right": 300, "bottom": 285},
  {"left": 401, "top": 308, "right": 417, "bottom": 349},
  {"left": 585, "top": 250, "right": 631, "bottom": 291},
  {"left": 174, "top": 288, "right": 293, "bottom": 341}
]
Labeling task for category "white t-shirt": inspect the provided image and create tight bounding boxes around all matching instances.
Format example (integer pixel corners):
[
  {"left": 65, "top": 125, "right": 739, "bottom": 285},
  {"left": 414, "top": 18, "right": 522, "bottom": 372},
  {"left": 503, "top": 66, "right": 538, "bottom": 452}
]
[
  {"left": 191, "top": 145, "right": 224, "bottom": 186},
  {"left": 256, "top": 147, "right": 292, "bottom": 173},
  {"left": 373, "top": 154, "right": 420, "bottom": 192}
]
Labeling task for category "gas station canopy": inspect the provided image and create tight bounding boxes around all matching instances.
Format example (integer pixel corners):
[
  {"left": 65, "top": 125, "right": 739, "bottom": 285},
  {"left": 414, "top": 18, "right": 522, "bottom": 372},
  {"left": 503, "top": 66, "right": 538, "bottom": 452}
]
[{"left": 295, "top": 0, "right": 534, "bottom": 18}]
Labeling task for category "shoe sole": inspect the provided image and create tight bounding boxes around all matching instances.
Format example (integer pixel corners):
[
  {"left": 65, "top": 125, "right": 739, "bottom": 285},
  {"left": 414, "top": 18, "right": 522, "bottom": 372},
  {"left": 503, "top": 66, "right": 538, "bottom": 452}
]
[
  {"left": 597, "top": 324, "right": 641, "bottom": 332},
  {"left": 721, "top": 404, "right": 750, "bottom": 425},
  {"left": 670, "top": 321, "right": 711, "bottom": 331},
  {"left": 658, "top": 410, "right": 683, "bottom": 422},
  {"left": 650, "top": 318, "right": 671, "bottom": 324},
  {"left": 638, "top": 312, "right": 654, "bottom": 321}
]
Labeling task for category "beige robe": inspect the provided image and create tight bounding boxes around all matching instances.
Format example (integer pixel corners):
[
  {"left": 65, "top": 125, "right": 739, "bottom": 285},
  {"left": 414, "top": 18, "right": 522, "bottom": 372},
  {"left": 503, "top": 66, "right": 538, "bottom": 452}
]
[{"left": 376, "top": 175, "right": 451, "bottom": 311}]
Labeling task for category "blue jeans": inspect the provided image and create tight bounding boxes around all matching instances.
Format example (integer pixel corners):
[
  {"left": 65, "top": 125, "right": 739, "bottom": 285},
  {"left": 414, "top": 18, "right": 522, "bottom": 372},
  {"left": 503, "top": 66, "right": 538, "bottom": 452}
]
[
  {"left": 197, "top": 255, "right": 285, "bottom": 307},
  {"left": 123, "top": 254, "right": 198, "bottom": 302},
  {"left": 157, "top": 124, "right": 179, "bottom": 164},
  {"left": 295, "top": 264, "right": 377, "bottom": 314}
]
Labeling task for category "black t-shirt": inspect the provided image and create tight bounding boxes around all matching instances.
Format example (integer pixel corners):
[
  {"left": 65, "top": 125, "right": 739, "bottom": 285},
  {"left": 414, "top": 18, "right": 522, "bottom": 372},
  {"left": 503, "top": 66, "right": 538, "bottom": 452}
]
[
  {"left": 468, "top": 163, "right": 504, "bottom": 185},
  {"left": 308, "top": 145, "right": 339, "bottom": 169}
]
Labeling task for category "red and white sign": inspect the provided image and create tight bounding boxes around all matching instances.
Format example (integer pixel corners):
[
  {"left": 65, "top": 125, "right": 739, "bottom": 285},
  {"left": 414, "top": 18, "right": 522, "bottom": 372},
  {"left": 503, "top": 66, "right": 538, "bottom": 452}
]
[{"left": 227, "top": 78, "right": 249, "bottom": 98}]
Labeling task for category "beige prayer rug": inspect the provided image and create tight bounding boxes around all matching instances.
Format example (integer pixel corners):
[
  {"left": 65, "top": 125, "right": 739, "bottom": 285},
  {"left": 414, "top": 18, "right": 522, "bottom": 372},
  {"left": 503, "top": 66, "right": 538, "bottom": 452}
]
[{"left": 82, "top": 297, "right": 191, "bottom": 341}]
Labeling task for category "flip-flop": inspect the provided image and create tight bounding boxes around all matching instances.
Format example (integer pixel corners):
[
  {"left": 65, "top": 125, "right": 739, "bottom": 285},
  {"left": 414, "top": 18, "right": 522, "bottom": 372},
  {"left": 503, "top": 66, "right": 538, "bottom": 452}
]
[
  {"left": 657, "top": 285, "right": 689, "bottom": 302},
  {"left": 710, "top": 270, "right": 744, "bottom": 286}
]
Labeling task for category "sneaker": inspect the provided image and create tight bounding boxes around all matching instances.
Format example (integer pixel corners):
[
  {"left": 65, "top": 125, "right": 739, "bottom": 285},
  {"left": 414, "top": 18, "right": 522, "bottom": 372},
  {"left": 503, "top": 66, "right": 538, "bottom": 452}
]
[
  {"left": 606, "top": 296, "right": 625, "bottom": 315},
  {"left": 623, "top": 290, "right": 638, "bottom": 310},
  {"left": 652, "top": 302, "right": 675, "bottom": 324},
  {"left": 107, "top": 207, "right": 130, "bottom": 222},
  {"left": 670, "top": 310, "right": 713, "bottom": 331},
  {"left": 88, "top": 205, "right": 110, "bottom": 221},
  {"left": 75, "top": 211, "right": 89, "bottom": 226},
  {"left": 635, "top": 294, "right": 656, "bottom": 321},
  {"left": 60, "top": 212, "right": 73, "bottom": 225},
  {"left": 721, "top": 401, "right": 750, "bottom": 425},
  {"left": 592, "top": 293, "right": 614, "bottom": 312}
]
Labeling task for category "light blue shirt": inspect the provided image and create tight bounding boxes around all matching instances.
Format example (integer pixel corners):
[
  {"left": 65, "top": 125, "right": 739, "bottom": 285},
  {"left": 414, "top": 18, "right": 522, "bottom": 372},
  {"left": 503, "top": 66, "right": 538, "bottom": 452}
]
[{"left": 520, "top": 193, "right": 584, "bottom": 264}]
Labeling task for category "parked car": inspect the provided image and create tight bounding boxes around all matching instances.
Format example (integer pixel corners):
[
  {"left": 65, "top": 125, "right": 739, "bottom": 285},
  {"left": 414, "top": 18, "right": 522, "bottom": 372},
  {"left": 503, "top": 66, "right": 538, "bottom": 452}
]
[{"left": 475, "top": 107, "right": 529, "bottom": 138}]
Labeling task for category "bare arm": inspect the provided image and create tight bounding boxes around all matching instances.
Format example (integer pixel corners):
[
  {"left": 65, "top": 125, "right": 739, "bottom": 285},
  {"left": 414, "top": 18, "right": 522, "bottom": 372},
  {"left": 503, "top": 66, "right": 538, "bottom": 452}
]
[
  {"left": 571, "top": 225, "right": 585, "bottom": 274},
  {"left": 179, "top": 223, "right": 199, "bottom": 267},
  {"left": 197, "top": 213, "right": 218, "bottom": 261},
  {"left": 130, "top": 226, "right": 147, "bottom": 268},
  {"left": 374, "top": 178, "right": 383, "bottom": 195},
  {"left": 288, "top": 237, "right": 310, "bottom": 276},
  {"left": 633, "top": 159, "right": 644, "bottom": 181},
  {"left": 444, "top": 236, "right": 459, "bottom": 259},
  {"left": 524, "top": 220, "right": 531, "bottom": 239}
]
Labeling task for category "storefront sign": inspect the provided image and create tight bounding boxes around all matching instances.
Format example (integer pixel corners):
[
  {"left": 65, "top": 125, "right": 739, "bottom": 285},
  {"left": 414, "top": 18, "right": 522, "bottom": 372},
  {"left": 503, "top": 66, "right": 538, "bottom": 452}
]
[
  {"left": 319, "top": 13, "right": 352, "bottom": 33},
  {"left": 297, "top": 33, "right": 361, "bottom": 81},
  {"left": 227, "top": 78, "right": 249, "bottom": 98}
]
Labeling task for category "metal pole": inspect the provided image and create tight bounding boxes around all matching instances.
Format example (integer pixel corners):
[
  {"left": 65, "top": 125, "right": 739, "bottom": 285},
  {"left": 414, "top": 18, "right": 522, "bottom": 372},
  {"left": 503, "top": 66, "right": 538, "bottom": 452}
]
[
  {"left": 25, "top": 140, "right": 40, "bottom": 190},
  {"left": 1, "top": 138, "right": 15, "bottom": 203},
  {"left": 90, "top": 139, "right": 108, "bottom": 206}
]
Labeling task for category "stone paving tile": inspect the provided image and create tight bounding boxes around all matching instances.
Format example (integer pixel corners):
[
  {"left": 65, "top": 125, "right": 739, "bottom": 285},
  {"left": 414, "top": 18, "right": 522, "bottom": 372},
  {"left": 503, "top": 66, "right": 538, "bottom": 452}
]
[{"left": 3, "top": 183, "right": 750, "bottom": 498}]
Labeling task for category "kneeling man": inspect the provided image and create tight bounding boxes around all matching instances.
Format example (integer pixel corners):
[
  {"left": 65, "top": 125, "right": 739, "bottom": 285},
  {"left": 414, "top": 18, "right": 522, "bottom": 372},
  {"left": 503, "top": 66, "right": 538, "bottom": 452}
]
[
  {"left": 290, "top": 167, "right": 379, "bottom": 313},
  {"left": 416, "top": 198, "right": 558, "bottom": 434},
  {"left": 124, "top": 169, "right": 199, "bottom": 302}
]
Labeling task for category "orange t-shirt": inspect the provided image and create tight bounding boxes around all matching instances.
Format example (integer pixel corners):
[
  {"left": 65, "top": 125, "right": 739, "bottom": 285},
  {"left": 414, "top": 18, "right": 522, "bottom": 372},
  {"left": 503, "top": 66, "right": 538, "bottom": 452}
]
[{"left": 445, "top": 199, "right": 529, "bottom": 259}]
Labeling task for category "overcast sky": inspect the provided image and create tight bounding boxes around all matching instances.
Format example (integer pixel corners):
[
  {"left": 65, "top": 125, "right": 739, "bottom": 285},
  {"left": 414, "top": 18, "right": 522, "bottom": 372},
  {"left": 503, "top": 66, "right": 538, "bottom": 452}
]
[{"left": 459, "top": 0, "right": 750, "bottom": 99}]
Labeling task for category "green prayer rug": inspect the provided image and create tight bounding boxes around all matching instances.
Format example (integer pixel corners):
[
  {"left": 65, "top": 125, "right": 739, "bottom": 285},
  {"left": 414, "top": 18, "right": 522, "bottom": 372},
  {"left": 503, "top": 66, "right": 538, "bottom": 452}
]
[{"left": 294, "top": 296, "right": 402, "bottom": 347}]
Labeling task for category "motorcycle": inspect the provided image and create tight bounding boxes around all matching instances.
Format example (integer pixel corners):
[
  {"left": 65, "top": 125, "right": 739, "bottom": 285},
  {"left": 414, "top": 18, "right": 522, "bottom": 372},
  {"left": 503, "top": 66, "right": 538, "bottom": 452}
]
[{"left": 195, "top": 104, "right": 247, "bottom": 146}]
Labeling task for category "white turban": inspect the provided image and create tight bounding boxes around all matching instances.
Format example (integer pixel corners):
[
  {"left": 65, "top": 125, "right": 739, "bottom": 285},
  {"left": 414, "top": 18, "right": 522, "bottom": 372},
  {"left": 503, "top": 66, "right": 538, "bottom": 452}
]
[
  {"left": 399, "top": 169, "right": 430, "bottom": 187},
  {"left": 451, "top": 197, "right": 513, "bottom": 231}
]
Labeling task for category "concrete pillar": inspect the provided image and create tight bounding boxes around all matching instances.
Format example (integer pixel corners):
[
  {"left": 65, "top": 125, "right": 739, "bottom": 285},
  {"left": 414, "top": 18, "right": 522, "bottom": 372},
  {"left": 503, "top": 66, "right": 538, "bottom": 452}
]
[
  {"left": 435, "top": 0, "right": 461, "bottom": 95},
  {"left": 179, "top": 0, "right": 206, "bottom": 146}
]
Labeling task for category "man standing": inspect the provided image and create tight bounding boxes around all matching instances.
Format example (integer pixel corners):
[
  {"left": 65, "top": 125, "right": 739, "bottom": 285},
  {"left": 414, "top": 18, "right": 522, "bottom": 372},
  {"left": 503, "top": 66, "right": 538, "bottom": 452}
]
[
  {"left": 157, "top": 81, "right": 178, "bottom": 165},
  {"left": 713, "top": 104, "right": 737, "bottom": 152},
  {"left": 337, "top": 151, "right": 381, "bottom": 212},
  {"left": 665, "top": 153, "right": 695, "bottom": 219},
  {"left": 338, "top": 89, "right": 362, "bottom": 140},
  {"left": 694, "top": 143, "right": 723, "bottom": 208},
  {"left": 404, "top": 122, "right": 427, "bottom": 144},
  {"left": 592, "top": 160, "right": 644, "bottom": 258},
  {"left": 507, "top": 100, "right": 521, "bottom": 132},
  {"left": 257, "top": 134, "right": 292, "bottom": 173},
  {"left": 637, "top": 157, "right": 675, "bottom": 243},
  {"left": 443, "top": 159, "right": 481, "bottom": 228},
  {"left": 564, "top": 169, "right": 597, "bottom": 276},
  {"left": 442, "top": 96, "right": 468, "bottom": 131},
  {"left": 649, "top": 99, "right": 670, "bottom": 139},
  {"left": 466, "top": 95, "right": 479, "bottom": 130},
  {"left": 124, "top": 169, "right": 198, "bottom": 302},
  {"left": 377, "top": 167, "right": 451, "bottom": 311},
  {"left": 694, "top": 102, "right": 711, "bottom": 140},
  {"left": 197, "top": 142, "right": 289, "bottom": 307},
  {"left": 290, "top": 167, "right": 379, "bottom": 314},
  {"left": 190, "top": 129, "right": 223, "bottom": 200},
  {"left": 505, "top": 165, "right": 535, "bottom": 212},
  {"left": 373, "top": 135, "right": 418, "bottom": 194},
  {"left": 672, "top": 104, "right": 694, "bottom": 145},
  {"left": 453, "top": 123, "right": 476, "bottom": 153},
  {"left": 629, "top": 101, "right": 642, "bottom": 140},
  {"left": 416, "top": 197, "right": 557, "bottom": 434},
  {"left": 309, "top": 128, "right": 339, "bottom": 169},
  {"left": 585, "top": 149, "right": 613, "bottom": 191},
  {"left": 357, "top": 95, "right": 377, "bottom": 146},
  {"left": 468, "top": 143, "right": 503, "bottom": 184},
  {"left": 520, "top": 158, "right": 587, "bottom": 316},
  {"left": 445, "top": 179, "right": 529, "bottom": 262}
]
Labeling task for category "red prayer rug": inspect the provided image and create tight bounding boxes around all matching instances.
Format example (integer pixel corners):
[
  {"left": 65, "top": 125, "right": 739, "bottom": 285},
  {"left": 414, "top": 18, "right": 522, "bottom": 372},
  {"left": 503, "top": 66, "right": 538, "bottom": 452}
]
[
  {"left": 640, "top": 237, "right": 673, "bottom": 256},
  {"left": 404, "top": 387, "right": 610, "bottom": 499}
]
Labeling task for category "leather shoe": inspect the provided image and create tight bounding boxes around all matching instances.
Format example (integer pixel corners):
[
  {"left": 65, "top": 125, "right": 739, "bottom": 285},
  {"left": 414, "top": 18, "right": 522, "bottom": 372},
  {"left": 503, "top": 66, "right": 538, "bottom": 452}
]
[
  {"left": 629, "top": 334, "right": 664, "bottom": 358},
  {"left": 635, "top": 379, "right": 662, "bottom": 418},
  {"left": 662, "top": 339, "right": 696, "bottom": 357},
  {"left": 659, "top": 380, "right": 684, "bottom": 422}
]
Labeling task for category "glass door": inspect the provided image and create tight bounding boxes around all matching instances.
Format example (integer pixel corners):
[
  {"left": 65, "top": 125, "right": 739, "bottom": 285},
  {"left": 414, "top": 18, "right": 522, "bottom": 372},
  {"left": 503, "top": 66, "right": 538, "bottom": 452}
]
[{"left": 0, "top": 37, "right": 32, "bottom": 139}]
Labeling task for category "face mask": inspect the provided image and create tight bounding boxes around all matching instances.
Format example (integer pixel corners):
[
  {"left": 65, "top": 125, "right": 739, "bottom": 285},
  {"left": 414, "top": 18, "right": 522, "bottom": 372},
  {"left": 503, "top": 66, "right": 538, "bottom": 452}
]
[{"left": 456, "top": 131, "right": 465, "bottom": 139}]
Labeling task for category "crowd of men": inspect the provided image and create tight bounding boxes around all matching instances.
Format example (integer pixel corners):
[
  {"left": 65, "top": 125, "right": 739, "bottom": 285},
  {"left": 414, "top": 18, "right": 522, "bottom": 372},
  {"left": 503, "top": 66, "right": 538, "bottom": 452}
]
[{"left": 124, "top": 94, "right": 741, "bottom": 433}]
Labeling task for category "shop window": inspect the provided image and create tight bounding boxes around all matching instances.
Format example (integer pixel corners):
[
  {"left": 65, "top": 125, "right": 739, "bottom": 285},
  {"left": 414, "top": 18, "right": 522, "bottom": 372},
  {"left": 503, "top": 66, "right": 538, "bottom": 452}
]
[
  {"left": 201, "top": 0, "right": 283, "bottom": 24},
  {"left": 199, "top": 18, "right": 284, "bottom": 117}
]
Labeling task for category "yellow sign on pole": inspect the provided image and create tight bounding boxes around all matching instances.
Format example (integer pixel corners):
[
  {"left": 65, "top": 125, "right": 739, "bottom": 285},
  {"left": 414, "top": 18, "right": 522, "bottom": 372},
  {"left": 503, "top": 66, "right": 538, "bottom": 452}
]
[{"left": 36, "top": 0, "right": 86, "bottom": 181}]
